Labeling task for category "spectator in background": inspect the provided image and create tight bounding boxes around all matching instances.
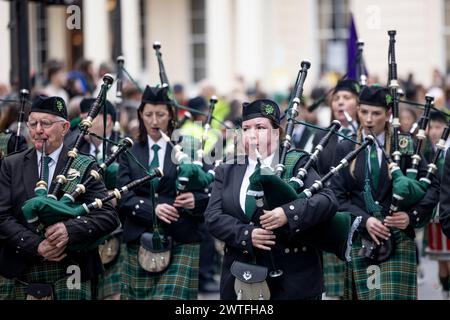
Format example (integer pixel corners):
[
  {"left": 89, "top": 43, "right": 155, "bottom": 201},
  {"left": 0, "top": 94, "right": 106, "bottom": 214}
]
[
  {"left": 43, "top": 59, "right": 69, "bottom": 104},
  {"left": 74, "top": 58, "right": 97, "bottom": 95},
  {"left": 399, "top": 106, "right": 418, "bottom": 134}
]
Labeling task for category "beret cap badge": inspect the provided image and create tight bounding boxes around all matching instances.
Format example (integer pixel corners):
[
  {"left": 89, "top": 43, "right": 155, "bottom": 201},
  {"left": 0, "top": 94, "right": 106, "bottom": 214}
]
[
  {"left": 262, "top": 104, "right": 275, "bottom": 116},
  {"left": 56, "top": 99, "right": 64, "bottom": 112}
]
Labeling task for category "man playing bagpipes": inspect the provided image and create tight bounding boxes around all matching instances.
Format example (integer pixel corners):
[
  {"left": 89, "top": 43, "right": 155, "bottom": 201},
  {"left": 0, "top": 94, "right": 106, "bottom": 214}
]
[
  {"left": 331, "top": 85, "right": 440, "bottom": 299},
  {"left": 65, "top": 98, "right": 116, "bottom": 159},
  {"left": 117, "top": 85, "right": 211, "bottom": 300},
  {"left": 204, "top": 98, "right": 339, "bottom": 300},
  {"left": 0, "top": 95, "right": 119, "bottom": 300}
]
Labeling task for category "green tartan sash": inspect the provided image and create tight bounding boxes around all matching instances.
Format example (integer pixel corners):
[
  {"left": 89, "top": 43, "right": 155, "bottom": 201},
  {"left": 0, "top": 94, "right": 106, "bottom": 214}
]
[
  {"left": 281, "top": 150, "right": 306, "bottom": 183},
  {"left": 0, "top": 131, "right": 12, "bottom": 158},
  {"left": 60, "top": 154, "right": 96, "bottom": 195}
]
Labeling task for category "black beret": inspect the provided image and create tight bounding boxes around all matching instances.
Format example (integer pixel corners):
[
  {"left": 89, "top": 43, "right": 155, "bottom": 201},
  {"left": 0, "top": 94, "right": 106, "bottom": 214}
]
[
  {"left": 359, "top": 85, "right": 392, "bottom": 109},
  {"left": 80, "top": 98, "right": 116, "bottom": 121},
  {"left": 333, "top": 79, "right": 361, "bottom": 96},
  {"left": 141, "top": 85, "right": 173, "bottom": 105},
  {"left": 187, "top": 96, "right": 207, "bottom": 111},
  {"left": 429, "top": 110, "right": 448, "bottom": 124},
  {"left": 242, "top": 99, "right": 280, "bottom": 126},
  {"left": 31, "top": 95, "right": 67, "bottom": 119}
]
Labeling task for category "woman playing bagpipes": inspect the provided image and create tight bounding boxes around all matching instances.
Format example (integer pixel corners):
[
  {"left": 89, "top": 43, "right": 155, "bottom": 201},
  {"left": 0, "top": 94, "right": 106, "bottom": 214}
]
[
  {"left": 0, "top": 95, "right": 119, "bottom": 300},
  {"left": 204, "top": 98, "right": 339, "bottom": 300},
  {"left": 117, "top": 85, "right": 210, "bottom": 300},
  {"left": 331, "top": 85, "right": 440, "bottom": 299},
  {"left": 312, "top": 79, "right": 361, "bottom": 299}
]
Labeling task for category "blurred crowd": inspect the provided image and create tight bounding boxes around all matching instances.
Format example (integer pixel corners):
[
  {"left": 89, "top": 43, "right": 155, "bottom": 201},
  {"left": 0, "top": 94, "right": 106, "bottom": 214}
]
[{"left": 1, "top": 58, "right": 450, "bottom": 154}]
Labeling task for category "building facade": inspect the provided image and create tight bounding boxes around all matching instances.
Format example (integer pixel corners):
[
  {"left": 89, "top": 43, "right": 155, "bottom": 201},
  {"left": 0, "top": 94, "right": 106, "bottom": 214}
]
[{"left": 0, "top": 0, "right": 448, "bottom": 96}]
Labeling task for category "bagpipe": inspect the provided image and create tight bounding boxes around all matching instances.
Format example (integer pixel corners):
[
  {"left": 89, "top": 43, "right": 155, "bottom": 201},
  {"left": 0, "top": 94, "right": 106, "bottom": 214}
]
[
  {"left": 359, "top": 30, "right": 439, "bottom": 263},
  {"left": 246, "top": 61, "right": 367, "bottom": 262},
  {"left": 20, "top": 75, "right": 163, "bottom": 251},
  {"left": 0, "top": 89, "right": 29, "bottom": 161},
  {"left": 151, "top": 42, "right": 222, "bottom": 195}
]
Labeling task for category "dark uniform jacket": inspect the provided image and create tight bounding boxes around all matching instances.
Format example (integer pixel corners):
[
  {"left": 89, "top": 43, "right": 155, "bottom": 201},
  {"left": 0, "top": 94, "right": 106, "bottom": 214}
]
[
  {"left": 439, "top": 150, "right": 450, "bottom": 237},
  {"left": 64, "top": 127, "right": 115, "bottom": 158},
  {"left": 331, "top": 139, "right": 440, "bottom": 235},
  {"left": 204, "top": 153, "right": 338, "bottom": 300},
  {"left": 0, "top": 146, "right": 119, "bottom": 280},
  {"left": 312, "top": 128, "right": 357, "bottom": 177},
  {"left": 117, "top": 139, "right": 211, "bottom": 244}
]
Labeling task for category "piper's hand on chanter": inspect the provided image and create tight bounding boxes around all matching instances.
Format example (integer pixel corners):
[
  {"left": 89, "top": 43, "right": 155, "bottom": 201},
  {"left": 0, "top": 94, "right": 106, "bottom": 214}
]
[
  {"left": 173, "top": 192, "right": 195, "bottom": 209},
  {"left": 45, "top": 222, "right": 69, "bottom": 248},
  {"left": 366, "top": 217, "right": 391, "bottom": 245},
  {"left": 37, "top": 239, "right": 67, "bottom": 262},
  {"left": 155, "top": 203, "right": 180, "bottom": 224},
  {"left": 251, "top": 228, "right": 276, "bottom": 251},
  {"left": 260, "top": 207, "right": 288, "bottom": 230},
  {"left": 384, "top": 211, "right": 410, "bottom": 230}
]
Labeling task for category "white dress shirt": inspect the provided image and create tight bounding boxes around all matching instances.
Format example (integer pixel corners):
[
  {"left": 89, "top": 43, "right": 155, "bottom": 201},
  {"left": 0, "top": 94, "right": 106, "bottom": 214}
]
[
  {"left": 147, "top": 135, "right": 167, "bottom": 171},
  {"left": 239, "top": 152, "right": 275, "bottom": 214}
]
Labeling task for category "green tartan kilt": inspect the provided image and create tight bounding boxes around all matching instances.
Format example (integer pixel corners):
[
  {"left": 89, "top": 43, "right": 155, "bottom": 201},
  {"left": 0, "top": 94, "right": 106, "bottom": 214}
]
[
  {"left": 97, "top": 244, "right": 125, "bottom": 299},
  {"left": 344, "top": 230, "right": 417, "bottom": 300},
  {"left": 0, "top": 261, "right": 91, "bottom": 300},
  {"left": 322, "top": 251, "right": 346, "bottom": 298},
  {"left": 121, "top": 242, "right": 200, "bottom": 300}
]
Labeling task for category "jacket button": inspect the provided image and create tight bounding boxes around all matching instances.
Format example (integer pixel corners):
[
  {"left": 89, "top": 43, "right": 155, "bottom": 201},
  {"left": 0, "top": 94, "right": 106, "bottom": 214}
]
[
  {"left": 293, "top": 215, "right": 299, "bottom": 221},
  {"left": 249, "top": 222, "right": 254, "bottom": 225},
  {"left": 294, "top": 248, "right": 298, "bottom": 253},
  {"left": 140, "top": 200, "right": 144, "bottom": 204},
  {"left": 241, "top": 241, "right": 246, "bottom": 246},
  {"left": 244, "top": 230, "right": 249, "bottom": 236},
  {"left": 289, "top": 205, "right": 295, "bottom": 210},
  {"left": 20, "top": 238, "right": 24, "bottom": 241},
  {"left": 204, "top": 188, "right": 209, "bottom": 193},
  {"left": 375, "top": 201, "right": 379, "bottom": 205},
  {"left": 155, "top": 193, "right": 159, "bottom": 198},
  {"left": 413, "top": 211, "right": 418, "bottom": 215},
  {"left": 243, "top": 250, "right": 248, "bottom": 254},
  {"left": 416, "top": 217, "right": 420, "bottom": 222},
  {"left": 132, "top": 211, "right": 136, "bottom": 215},
  {"left": 302, "top": 246, "right": 307, "bottom": 252},
  {"left": 285, "top": 248, "right": 290, "bottom": 254},
  {"left": 135, "top": 205, "right": 140, "bottom": 209},
  {"left": 295, "top": 229, "right": 300, "bottom": 233}
]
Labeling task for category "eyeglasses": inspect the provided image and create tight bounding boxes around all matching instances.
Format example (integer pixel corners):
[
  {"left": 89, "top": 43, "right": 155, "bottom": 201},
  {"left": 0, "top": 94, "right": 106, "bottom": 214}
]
[{"left": 27, "top": 119, "right": 65, "bottom": 129}]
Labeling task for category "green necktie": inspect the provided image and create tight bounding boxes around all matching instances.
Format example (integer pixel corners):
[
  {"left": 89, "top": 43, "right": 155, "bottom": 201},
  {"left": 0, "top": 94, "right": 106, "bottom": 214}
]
[
  {"left": 244, "top": 162, "right": 260, "bottom": 220},
  {"left": 42, "top": 156, "right": 52, "bottom": 186},
  {"left": 149, "top": 144, "right": 161, "bottom": 190},
  {"left": 438, "top": 151, "right": 446, "bottom": 177},
  {"left": 370, "top": 144, "right": 380, "bottom": 188}
]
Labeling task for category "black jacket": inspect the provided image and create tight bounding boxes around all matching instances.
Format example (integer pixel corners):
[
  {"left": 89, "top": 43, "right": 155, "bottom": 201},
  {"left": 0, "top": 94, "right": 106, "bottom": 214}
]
[
  {"left": 0, "top": 146, "right": 119, "bottom": 280},
  {"left": 331, "top": 139, "right": 440, "bottom": 234},
  {"left": 204, "top": 153, "right": 338, "bottom": 300},
  {"left": 440, "top": 150, "right": 450, "bottom": 237},
  {"left": 117, "top": 139, "right": 210, "bottom": 244}
]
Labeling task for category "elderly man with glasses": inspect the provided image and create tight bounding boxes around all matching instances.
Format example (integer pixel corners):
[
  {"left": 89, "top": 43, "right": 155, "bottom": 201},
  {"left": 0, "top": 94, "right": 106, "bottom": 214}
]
[{"left": 0, "top": 95, "right": 119, "bottom": 300}]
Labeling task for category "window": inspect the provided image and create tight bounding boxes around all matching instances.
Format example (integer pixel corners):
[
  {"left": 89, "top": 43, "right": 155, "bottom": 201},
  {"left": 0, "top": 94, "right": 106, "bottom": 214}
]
[
  {"left": 444, "top": 0, "right": 450, "bottom": 72},
  {"left": 317, "top": 0, "right": 350, "bottom": 74},
  {"left": 139, "top": 0, "right": 147, "bottom": 69},
  {"left": 190, "top": 0, "right": 206, "bottom": 82}
]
